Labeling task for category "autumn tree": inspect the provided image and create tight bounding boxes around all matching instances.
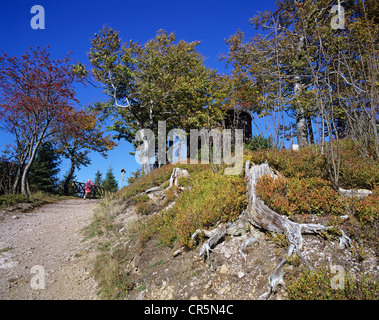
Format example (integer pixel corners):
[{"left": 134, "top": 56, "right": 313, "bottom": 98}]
[
  {"left": 0, "top": 47, "right": 80, "bottom": 196},
  {"left": 55, "top": 108, "right": 117, "bottom": 195},
  {"left": 224, "top": 1, "right": 318, "bottom": 149},
  {"left": 82, "top": 28, "right": 225, "bottom": 173}
]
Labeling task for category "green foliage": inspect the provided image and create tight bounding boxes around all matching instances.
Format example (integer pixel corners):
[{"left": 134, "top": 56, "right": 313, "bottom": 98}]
[
  {"left": 118, "top": 163, "right": 209, "bottom": 202},
  {"left": 126, "top": 168, "right": 142, "bottom": 185},
  {"left": 0, "top": 193, "right": 28, "bottom": 208},
  {"left": 101, "top": 167, "right": 118, "bottom": 192},
  {"left": 245, "top": 135, "right": 272, "bottom": 152},
  {"left": 88, "top": 27, "right": 225, "bottom": 148},
  {"left": 135, "top": 201, "right": 155, "bottom": 216},
  {"left": 337, "top": 140, "right": 379, "bottom": 189},
  {"left": 0, "top": 191, "right": 72, "bottom": 210},
  {"left": 138, "top": 169, "right": 247, "bottom": 248},
  {"left": 249, "top": 147, "right": 328, "bottom": 180},
  {"left": 29, "top": 141, "right": 61, "bottom": 193},
  {"left": 59, "top": 171, "right": 77, "bottom": 196},
  {"left": 249, "top": 140, "right": 379, "bottom": 219},
  {"left": 94, "top": 170, "right": 102, "bottom": 186},
  {"left": 287, "top": 267, "right": 379, "bottom": 300}
]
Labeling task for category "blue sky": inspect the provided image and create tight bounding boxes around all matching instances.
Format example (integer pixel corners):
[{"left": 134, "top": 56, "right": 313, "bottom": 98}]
[{"left": 0, "top": 0, "right": 275, "bottom": 186}]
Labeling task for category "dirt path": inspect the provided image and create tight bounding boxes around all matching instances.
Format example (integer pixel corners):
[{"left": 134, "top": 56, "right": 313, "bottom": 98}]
[{"left": 0, "top": 199, "right": 99, "bottom": 300}]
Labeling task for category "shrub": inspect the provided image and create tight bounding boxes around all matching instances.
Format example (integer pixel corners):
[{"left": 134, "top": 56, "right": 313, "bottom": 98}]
[
  {"left": 138, "top": 170, "right": 247, "bottom": 248},
  {"left": 0, "top": 194, "right": 28, "bottom": 208},
  {"left": 119, "top": 163, "right": 209, "bottom": 202},
  {"left": 338, "top": 140, "right": 379, "bottom": 189},
  {"left": 287, "top": 267, "right": 379, "bottom": 300},
  {"left": 135, "top": 201, "right": 155, "bottom": 215},
  {"left": 256, "top": 175, "right": 346, "bottom": 216},
  {"left": 351, "top": 186, "right": 379, "bottom": 223},
  {"left": 247, "top": 139, "right": 378, "bottom": 190},
  {"left": 249, "top": 147, "right": 328, "bottom": 180},
  {"left": 130, "top": 194, "right": 150, "bottom": 205}
]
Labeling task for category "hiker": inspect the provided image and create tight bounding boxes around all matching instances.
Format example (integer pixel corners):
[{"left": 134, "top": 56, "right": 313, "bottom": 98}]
[{"left": 83, "top": 179, "right": 94, "bottom": 200}]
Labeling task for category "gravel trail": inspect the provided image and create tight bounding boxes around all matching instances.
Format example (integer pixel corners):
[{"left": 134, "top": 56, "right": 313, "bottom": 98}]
[{"left": 0, "top": 199, "right": 99, "bottom": 300}]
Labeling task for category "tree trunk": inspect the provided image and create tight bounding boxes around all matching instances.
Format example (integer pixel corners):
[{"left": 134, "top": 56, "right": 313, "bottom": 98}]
[
  {"left": 294, "top": 78, "right": 309, "bottom": 149},
  {"left": 20, "top": 140, "right": 42, "bottom": 197},
  {"left": 296, "top": 107, "right": 309, "bottom": 149},
  {"left": 306, "top": 115, "right": 315, "bottom": 145},
  {"left": 12, "top": 167, "right": 21, "bottom": 194},
  {"left": 245, "top": 162, "right": 350, "bottom": 299}
]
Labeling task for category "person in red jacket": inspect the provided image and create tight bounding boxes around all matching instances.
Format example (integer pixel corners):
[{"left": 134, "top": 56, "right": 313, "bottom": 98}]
[{"left": 83, "top": 179, "right": 94, "bottom": 200}]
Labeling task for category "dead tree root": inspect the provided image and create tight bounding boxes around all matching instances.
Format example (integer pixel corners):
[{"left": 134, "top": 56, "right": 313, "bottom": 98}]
[{"left": 190, "top": 162, "right": 351, "bottom": 299}]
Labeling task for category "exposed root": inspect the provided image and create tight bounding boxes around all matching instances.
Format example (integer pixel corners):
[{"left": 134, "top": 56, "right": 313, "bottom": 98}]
[
  {"left": 169, "top": 167, "right": 190, "bottom": 187},
  {"left": 191, "top": 162, "right": 352, "bottom": 299},
  {"left": 238, "top": 236, "right": 259, "bottom": 262},
  {"left": 246, "top": 162, "right": 352, "bottom": 300}
]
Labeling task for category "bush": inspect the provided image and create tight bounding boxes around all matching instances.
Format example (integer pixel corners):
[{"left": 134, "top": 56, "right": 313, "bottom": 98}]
[
  {"left": 338, "top": 140, "right": 379, "bottom": 189},
  {"left": 249, "top": 147, "right": 328, "bottom": 180},
  {"left": 135, "top": 201, "right": 155, "bottom": 215},
  {"left": 138, "top": 170, "right": 247, "bottom": 248},
  {"left": 256, "top": 175, "right": 346, "bottom": 216},
  {"left": 247, "top": 139, "right": 378, "bottom": 189},
  {"left": 119, "top": 163, "right": 209, "bottom": 202},
  {"left": 287, "top": 267, "right": 379, "bottom": 300},
  {"left": 0, "top": 193, "right": 28, "bottom": 208},
  {"left": 351, "top": 186, "right": 379, "bottom": 223}
]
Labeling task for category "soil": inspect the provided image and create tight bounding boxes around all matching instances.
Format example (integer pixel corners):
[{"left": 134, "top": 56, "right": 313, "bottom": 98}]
[
  {"left": 0, "top": 199, "right": 99, "bottom": 300},
  {"left": 1, "top": 194, "right": 377, "bottom": 300},
  {"left": 104, "top": 200, "right": 379, "bottom": 300}
]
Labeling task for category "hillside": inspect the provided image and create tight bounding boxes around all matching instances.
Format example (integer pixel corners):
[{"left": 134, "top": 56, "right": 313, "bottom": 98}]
[{"left": 88, "top": 141, "right": 379, "bottom": 300}]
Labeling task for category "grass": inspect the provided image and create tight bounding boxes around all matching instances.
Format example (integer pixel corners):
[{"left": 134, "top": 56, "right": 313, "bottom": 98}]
[
  {"left": 0, "top": 191, "right": 75, "bottom": 210},
  {"left": 88, "top": 139, "right": 379, "bottom": 299},
  {"left": 286, "top": 266, "right": 379, "bottom": 300},
  {"left": 137, "top": 168, "right": 247, "bottom": 248}
]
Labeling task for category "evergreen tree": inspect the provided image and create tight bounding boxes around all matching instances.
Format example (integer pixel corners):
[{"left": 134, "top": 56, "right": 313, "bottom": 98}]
[
  {"left": 101, "top": 167, "right": 118, "bottom": 192},
  {"left": 59, "top": 171, "right": 76, "bottom": 196},
  {"left": 94, "top": 170, "right": 102, "bottom": 186},
  {"left": 29, "top": 141, "right": 61, "bottom": 193}
]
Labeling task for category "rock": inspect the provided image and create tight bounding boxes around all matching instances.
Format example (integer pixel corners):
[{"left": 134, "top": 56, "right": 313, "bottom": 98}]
[
  {"left": 219, "top": 264, "right": 229, "bottom": 274},
  {"left": 224, "top": 252, "right": 231, "bottom": 259},
  {"left": 136, "top": 291, "right": 144, "bottom": 300},
  {"left": 172, "top": 248, "right": 183, "bottom": 257},
  {"left": 204, "top": 280, "right": 212, "bottom": 289},
  {"left": 238, "top": 271, "right": 245, "bottom": 279},
  {"left": 339, "top": 188, "right": 372, "bottom": 199},
  {"left": 0, "top": 260, "right": 19, "bottom": 269}
]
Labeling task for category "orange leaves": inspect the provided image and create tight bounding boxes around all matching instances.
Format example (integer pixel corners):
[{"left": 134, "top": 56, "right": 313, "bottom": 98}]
[
  {"left": 256, "top": 174, "right": 345, "bottom": 217},
  {"left": 351, "top": 186, "right": 379, "bottom": 223}
]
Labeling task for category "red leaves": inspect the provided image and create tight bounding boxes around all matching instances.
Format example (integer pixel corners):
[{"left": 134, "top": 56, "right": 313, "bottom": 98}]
[
  {"left": 256, "top": 174, "right": 345, "bottom": 217},
  {"left": 0, "top": 47, "right": 79, "bottom": 126}
]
